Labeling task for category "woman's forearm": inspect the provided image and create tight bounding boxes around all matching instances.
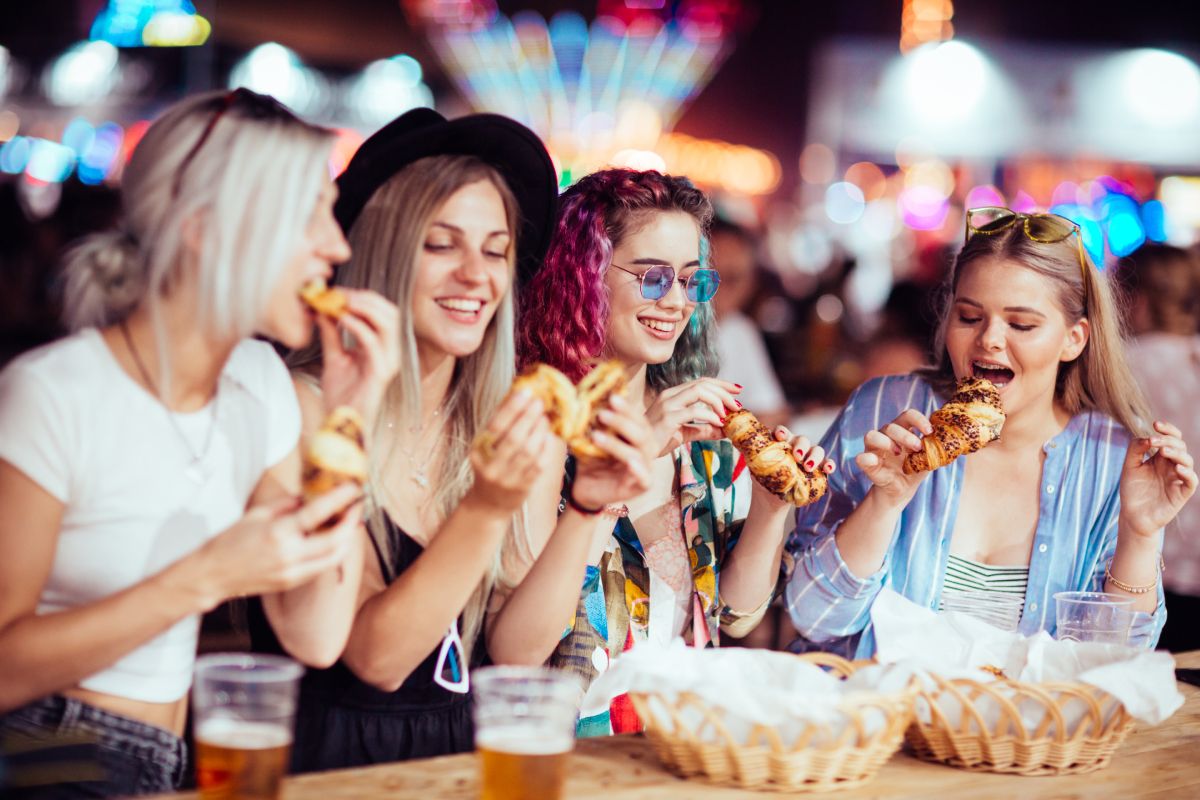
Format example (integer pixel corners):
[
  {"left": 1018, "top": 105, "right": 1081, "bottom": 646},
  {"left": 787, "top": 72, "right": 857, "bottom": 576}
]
[
  {"left": 832, "top": 489, "right": 906, "bottom": 578},
  {"left": 341, "top": 498, "right": 509, "bottom": 692},
  {"left": 0, "top": 558, "right": 214, "bottom": 713},
  {"left": 261, "top": 529, "right": 365, "bottom": 668},
  {"left": 718, "top": 504, "right": 791, "bottom": 614},
  {"left": 251, "top": 445, "right": 366, "bottom": 670},
  {"left": 1108, "top": 524, "right": 1161, "bottom": 614},
  {"left": 486, "top": 508, "right": 604, "bottom": 665}
]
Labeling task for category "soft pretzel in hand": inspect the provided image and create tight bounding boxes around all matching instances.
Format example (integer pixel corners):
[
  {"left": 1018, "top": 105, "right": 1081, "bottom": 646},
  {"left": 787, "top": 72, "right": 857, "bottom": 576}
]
[
  {"left": 299, "top": 278, "right": 349, "bottom": 320},
  {"left": 724, "top": 408, "right": 828, "bottom": 507},
  {"left": 302, "top": 406, "right": 368, "bottom": 529},
  {"left": 510, "top": 364, "right": 583, "bottom": 441},
  {"left": 903, "top": 377, "right": 1005, "bottom": 474},
  {"left": 567, "top": 362, "right": 627, "bottom": 459},
  {"left": 504, "top": 361, "right": 628, "bottom": 460}
]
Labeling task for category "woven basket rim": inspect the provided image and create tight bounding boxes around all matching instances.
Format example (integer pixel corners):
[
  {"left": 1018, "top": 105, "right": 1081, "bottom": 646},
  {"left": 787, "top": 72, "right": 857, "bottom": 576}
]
[
  {"left": 627, "top": 652, "right": 914, "bottom": 790},
  {"left": 906, "top": 665, "right": 1135, "bottom": 774},
  {"left": 629, "top": 684, "right": 914, "bottom": 714}
]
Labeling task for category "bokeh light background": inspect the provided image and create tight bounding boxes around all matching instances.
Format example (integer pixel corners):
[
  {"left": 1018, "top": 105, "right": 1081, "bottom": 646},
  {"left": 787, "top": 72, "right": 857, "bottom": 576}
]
[{"left": 1, "top": 0, "right": 1198, "bottom": 396}]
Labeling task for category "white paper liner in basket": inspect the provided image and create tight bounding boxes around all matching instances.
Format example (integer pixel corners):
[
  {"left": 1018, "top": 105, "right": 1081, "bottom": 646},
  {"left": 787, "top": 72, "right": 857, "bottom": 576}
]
[
  {"left": 869, "top": 589, "right": 1184, "bottom": 774},
  {"left": 582, "top": 641, "right": 914, "bottom": 791}
]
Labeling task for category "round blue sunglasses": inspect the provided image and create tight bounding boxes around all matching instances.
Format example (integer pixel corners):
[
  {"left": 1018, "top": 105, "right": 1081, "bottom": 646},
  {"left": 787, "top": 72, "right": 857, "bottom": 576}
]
[{"left": 610, "top": 263, "right": 720, "bottom": 304}]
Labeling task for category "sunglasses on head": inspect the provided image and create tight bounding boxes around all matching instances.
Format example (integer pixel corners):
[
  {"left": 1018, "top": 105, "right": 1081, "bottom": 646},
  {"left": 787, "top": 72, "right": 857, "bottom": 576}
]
[
  {"left": 965, "top": 206, "right": 1090, "bottom": 298},
  {"left": 610, "top": 263, "right": 720, "bottom": 304},
  {"left": 172, "top": 88, "right": 295, "bottom": 198}
]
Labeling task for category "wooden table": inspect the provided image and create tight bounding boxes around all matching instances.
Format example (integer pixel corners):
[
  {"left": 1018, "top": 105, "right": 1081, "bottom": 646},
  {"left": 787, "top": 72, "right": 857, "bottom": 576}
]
[{"left": 159, "top": 651, "right": 1200, "bottom": 799}]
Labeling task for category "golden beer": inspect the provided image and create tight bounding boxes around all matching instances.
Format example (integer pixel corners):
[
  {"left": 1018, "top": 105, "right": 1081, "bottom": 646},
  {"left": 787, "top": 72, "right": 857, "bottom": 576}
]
[
  {"left": 195, "top": 718, "right": 291, "bottom": 800},
  {"left": 477, "top": 730, "right": 572, "bottom": 800}
]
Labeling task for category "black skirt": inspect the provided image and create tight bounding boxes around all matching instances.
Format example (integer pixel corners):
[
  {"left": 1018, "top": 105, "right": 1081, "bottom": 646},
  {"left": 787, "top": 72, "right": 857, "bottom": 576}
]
[{"left": 247, "top": 515, "right": 481, "bottom": 773}]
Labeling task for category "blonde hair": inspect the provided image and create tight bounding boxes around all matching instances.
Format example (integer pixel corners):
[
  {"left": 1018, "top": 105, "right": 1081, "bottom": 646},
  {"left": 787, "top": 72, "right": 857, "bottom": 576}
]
[
  {"left": 291, "top": 155, "right": 529, "bottom": 660},
  {"left": 924, "top": 224, "right": 1151, "bottom": 435},
  {"left": 62, "top": 90, "right": 333, "bottom": 342}
]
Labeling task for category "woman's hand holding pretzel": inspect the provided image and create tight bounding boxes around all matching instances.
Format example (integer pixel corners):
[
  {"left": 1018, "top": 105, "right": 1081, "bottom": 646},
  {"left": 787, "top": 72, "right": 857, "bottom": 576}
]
[
  {"left": 856, "top": 409, "right": 934, "bottom": 508},
  {"left": 645, "top": 378, "right": 742, "bottom": 457},
  {"left": 468, "top": 390, "right": 556, "bottom": 516},
  {"left": 571, "top": 394, "right": 656, "bottom": 510}
]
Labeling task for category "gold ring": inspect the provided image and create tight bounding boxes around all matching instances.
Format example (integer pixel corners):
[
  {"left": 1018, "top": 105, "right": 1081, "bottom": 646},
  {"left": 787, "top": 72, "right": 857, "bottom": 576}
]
[{"left": 474, "top": 431, "right": 498, "bottom": 460}]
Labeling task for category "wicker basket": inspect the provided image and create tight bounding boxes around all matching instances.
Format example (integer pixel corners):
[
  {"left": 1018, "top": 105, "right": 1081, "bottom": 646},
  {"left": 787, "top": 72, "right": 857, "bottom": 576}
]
[
  {"left": 628, "top": 653, "right": 913, "bottom": 792},
  {"left": 906, "top": 671, "right": 1136, "bottom": 775}
]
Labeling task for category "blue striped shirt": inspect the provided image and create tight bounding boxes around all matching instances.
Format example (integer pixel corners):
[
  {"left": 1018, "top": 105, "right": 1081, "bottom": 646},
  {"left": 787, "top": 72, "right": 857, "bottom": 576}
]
[{"left": 785, "top": 374, "right": 1165, "bottom": 659}]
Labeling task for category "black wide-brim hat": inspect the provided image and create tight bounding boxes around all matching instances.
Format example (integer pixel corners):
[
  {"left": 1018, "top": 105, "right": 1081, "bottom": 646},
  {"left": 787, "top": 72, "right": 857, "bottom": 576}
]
[{"left": 334, "top": 108, "right": 558, "bottom": 284}]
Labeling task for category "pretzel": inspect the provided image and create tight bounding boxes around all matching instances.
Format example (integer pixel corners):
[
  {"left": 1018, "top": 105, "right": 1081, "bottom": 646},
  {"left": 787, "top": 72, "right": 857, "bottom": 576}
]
[
  {"left": 299, "top": 278, "right": 349, "bottom": 320},
  {"left": 724, "top": 408, "right": 828, "bottom": 507},
  {"left": 498, "top": 361, "right": 627, "bottom": 461},
  {"left": 301, "top": 406, "right": 368, "bottom": 529},
  {"left": 904, "top": 377, "right": 1005, "bottom": 474}
]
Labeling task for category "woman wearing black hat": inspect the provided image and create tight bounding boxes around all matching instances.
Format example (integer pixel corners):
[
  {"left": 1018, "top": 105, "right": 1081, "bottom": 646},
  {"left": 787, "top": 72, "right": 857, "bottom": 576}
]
[{"left": 248, "top": 109, "right": 654, "bottom": 771}]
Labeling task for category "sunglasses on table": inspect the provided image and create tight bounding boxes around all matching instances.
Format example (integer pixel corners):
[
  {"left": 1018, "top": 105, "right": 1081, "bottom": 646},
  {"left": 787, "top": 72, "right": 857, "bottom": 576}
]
[
  {"left": 610, "top": 263, "right": 720, "bottom": 304},
  {"left": 964, "top": 206, "right": 1090, "bottom": 295}
]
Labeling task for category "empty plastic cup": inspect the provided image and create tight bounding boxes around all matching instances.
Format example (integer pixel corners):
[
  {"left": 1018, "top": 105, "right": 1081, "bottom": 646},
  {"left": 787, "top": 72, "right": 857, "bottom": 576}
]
[
  {"left": 940, "top": 590, "right": 1025, "bottom": 632},
  {"left": 1053, "top": 591, "right": 1134, "bottom": 644}
]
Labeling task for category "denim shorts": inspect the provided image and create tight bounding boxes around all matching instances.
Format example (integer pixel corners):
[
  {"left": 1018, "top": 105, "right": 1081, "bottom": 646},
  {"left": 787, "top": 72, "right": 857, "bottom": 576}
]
[{"left": 0, "top": 695, "right": 186, "bottom": 798}]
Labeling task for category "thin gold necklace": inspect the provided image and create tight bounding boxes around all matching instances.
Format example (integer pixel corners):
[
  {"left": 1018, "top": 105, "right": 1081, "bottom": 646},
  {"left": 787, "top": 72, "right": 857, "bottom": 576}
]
[{"left": 119, "top": 321, "right": 220, "bottom": 485}]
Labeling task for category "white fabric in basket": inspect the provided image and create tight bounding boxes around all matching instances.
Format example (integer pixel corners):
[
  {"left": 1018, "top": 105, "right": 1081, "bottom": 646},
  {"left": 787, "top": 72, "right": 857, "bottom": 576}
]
[
  {"left": 870, "top": 589, "right": 1183, "bottom": 727},
  {"left": 580, "top": 639, "right": 911, "bottom": 747}
]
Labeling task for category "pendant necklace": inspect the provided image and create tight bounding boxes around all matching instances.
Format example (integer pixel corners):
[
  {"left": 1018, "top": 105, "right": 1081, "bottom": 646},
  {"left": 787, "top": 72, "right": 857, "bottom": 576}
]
[
  {"left": 120, "top": 322, "right": 220, "bottom": 485},
  {"left": 390, "top": 406, "right": 443, "bottom": 489}
]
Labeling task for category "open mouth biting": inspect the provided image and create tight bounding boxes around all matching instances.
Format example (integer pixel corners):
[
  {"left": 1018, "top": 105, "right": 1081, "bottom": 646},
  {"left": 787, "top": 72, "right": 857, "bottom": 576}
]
[
  {"left": 971, "top": 359, "right": 1015, "bottom": 387},
  {"left": 638, "top": 317, "right": 678, "bottom": 339},
  {"left": 436, "top": 297, "right": 486, "bottom": 322}
]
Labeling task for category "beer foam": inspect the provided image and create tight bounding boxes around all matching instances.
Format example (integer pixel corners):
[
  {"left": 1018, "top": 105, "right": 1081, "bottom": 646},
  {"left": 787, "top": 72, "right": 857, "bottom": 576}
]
[
  {"left": 476, "top": 727, "right": 573, "bottom": 755},
  {"left": 196, "top": 717, "right": 292, "bottom": 750}
]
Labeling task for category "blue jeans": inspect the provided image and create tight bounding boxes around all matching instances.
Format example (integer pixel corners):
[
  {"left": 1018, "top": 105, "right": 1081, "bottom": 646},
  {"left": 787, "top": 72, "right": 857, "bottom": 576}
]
[{"left": 0, "top": 695, "right": 186, "bottom": 798}]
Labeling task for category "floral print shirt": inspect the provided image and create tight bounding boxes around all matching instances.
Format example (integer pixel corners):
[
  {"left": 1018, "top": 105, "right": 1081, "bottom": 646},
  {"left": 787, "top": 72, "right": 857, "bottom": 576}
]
[{"left": 550, "top": 439, "right": 773, "bottom": 736}]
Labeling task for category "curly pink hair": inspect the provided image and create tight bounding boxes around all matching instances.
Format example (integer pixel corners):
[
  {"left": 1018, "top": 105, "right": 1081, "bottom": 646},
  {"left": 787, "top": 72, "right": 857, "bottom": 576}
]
[{"left": 518, "top": 169, "right": 715, "bottom": 385}]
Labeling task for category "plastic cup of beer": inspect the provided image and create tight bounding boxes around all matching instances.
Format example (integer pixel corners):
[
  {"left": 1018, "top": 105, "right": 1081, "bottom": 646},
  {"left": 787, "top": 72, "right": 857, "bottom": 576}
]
[
  {"left": 473, "top": 665, "right": 580, "bottom": 800},
  {"left": 192, "top": 653, "right": 303, "bottom": 800},
  {"left": 1053, "top": 591, "right": 1135, "bottom": 644}
]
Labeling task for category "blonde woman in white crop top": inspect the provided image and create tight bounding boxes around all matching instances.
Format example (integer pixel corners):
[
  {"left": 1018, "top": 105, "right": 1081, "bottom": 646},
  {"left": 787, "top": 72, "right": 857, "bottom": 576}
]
[{"left": 0, "top": 90, "right": 400, "bottom": 798}]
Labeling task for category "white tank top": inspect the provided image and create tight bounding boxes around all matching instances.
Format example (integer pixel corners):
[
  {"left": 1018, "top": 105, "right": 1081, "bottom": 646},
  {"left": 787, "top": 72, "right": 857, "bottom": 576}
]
[{"left": 0, "top": 329, "right": 300, "bottom": 702}]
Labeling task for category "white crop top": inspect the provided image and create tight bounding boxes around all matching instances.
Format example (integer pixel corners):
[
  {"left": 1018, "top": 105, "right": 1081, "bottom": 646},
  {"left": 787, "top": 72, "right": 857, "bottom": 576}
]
[{"left": 0, "top": 328, "right": 301, "bottom": 702}]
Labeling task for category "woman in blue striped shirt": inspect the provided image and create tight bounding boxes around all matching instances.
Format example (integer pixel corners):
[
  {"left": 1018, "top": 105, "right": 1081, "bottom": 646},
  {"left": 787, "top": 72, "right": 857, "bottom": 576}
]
[{"left": 786, "top": 209, "right": 1197, "bottom": 658}]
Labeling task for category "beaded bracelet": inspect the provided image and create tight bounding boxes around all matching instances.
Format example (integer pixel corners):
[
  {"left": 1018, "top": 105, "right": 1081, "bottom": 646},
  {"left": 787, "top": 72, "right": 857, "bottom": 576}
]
[
  {"left": 1105, "top": 556, "right": 1165, "bottom": 595},
  {"left": 602, "top": 503, "right": 629, "bottom": 519}
]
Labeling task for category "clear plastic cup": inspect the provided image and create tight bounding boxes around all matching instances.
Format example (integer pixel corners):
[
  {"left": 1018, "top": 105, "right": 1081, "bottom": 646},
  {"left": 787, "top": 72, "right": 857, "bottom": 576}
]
[
  {"left": 940, "top": 590, "right": 1025, "bottom": 632},
  {"left": 1053, "top": 591, "right": 1135, "bottom": 644},
  {"left": 473, "top": 665, "right": 580, "bottom": 800},
  {"left": 192, "top": 653, "right": 304, "bottom": 800}
]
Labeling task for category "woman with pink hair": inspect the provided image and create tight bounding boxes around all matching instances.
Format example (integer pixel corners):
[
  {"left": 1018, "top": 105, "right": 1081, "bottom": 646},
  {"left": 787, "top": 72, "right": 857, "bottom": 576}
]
[{"left": 514, "top": 168, "right": 834, "bottom": 735}]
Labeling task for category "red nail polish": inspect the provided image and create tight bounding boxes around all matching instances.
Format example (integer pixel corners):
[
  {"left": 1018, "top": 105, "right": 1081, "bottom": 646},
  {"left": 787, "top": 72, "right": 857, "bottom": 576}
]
[
  {"left": 823, "top": 462, "right": 835, "bottom": 473},
  {"left": 734, "top": 384, "right": 744, "bottom": 389},
  {"left": 805, "top": 460, "right": 816, "bottom": 469},
  {"left": 735, "top": 400, "right": 743, "bottom": 408}
]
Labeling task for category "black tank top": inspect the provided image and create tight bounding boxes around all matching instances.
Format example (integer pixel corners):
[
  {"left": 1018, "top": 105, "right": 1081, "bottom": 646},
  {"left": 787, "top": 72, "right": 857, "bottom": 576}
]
[{"left": 247, "top": 515, "right": 484, "bottom": 772}]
